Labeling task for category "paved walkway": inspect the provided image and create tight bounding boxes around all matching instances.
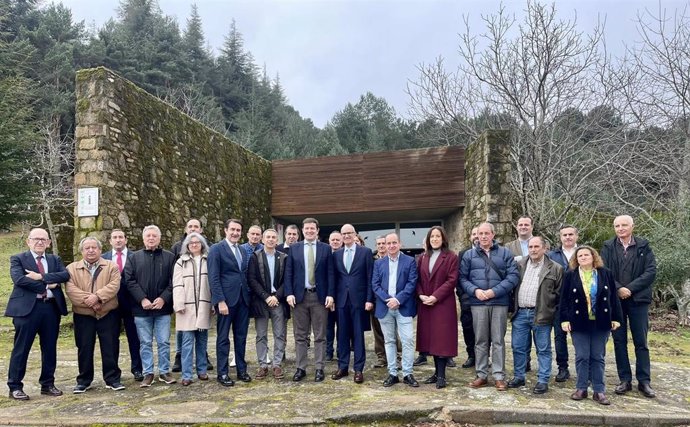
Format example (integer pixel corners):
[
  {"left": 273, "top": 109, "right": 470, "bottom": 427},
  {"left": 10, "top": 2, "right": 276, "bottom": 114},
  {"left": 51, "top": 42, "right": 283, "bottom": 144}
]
[{"left": 0, "top": 323, "right": 688, "bottom": 426}]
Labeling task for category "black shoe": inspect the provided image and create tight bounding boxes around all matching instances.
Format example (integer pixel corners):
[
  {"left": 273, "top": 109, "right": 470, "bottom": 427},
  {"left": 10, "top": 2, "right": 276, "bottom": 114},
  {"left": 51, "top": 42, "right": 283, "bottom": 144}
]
[
  {"left": 638, "top": 383, "right": 656, "bottom": 398},
  {"left": 413, "top": 355, "right": 428, "bottom": 366},
  {"left": 507, "top": 377, "right": 526, "bottom": 388},
  {"left": 293, "top": 368, "right": 306, "bottom": 382},
  {"left": 217, "top": 374, "right": 235, "bottom": 387},
  {"left": 132, "top": 371, "right": 144, "bottom": 382},
  {"left": 237, "top": 372, "right": 252, "bottom": 383},
  {"left": 403, "top": 374, "right": 419, "bottom": 387},
  {"left": 423, "top": 374, "right": 437, "bottom": 384},
  {"left": 40, "top": 385, "right": 63, "bottom": 396},
  {"left": 206, "top": 353, "right": 214, "bottom": 371},
  {"left": 72, "top": 384, "right": 91, "bottom": 394},
  {"left": 172, "top": 353, "right": 182, "bottom": 373},
  {"left": 436, "top": 377, "right": 447, "bottom": 389},
  {"left": 326, "top": 353, "right": 334, "bottom": 362},
  {"left": 314, "top": 369, "right": 325, "bottom": 382},
  {"left": 446, "top": 358, "right": 456, "bottom": 368},
  {"left": 9, "top": 389, "right": 29, "bottom": 400},
  {"left": 383, "top": 375, "right": 400, "bottom": 387},
  {"left": 533, "top": 382, "right": 548, "bottom": 394},
  {"left": 525, "top": 361, "right": 532, "bottom": 372},
  {"left": 105, "top": 382, "right": 126, "bottom": 391},
  {"left": 461, "top": 357, "right": 475, "bottom": 368},
  {"left": 615, "top": 381, "right": 632, "bottom": 395},
  {"left": 555, "top": 368, "right": 570, "bottom": 382}
]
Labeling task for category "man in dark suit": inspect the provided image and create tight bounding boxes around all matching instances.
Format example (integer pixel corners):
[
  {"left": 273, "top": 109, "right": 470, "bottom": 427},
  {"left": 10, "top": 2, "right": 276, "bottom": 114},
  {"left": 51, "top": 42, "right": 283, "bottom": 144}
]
[
  {"left": 277, "top": 224, "right": 300, "bottom": 255},
  {"left": 331, "top": 224, "right": 374, "bottom": 383},
  {"left": 208, "top": 218, "right": 252, "bottom": 386},
  {"left": 371, "top": 232, "right": 419, "bottom": 388},
  {"left": 103, "top": 229, "right": 143, "bottom": 381},
  {"left": 284, "top": 217, "right": 335, "bottom": 382},
  {"left": 6, "top": 228, "right": 69, "bottom": 400},
  {"left": 247, "top": 228, "right": 288, "bottom": 380}
]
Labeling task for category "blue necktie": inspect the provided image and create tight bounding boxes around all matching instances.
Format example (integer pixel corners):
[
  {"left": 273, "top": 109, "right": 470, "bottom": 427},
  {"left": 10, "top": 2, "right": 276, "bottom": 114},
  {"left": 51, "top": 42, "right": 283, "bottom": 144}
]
[
  {"left": 232, "top": 244, "right": 242, "bottom": 266},
  {"left": 345, "top": 248, "right": 353, "bottom": 273}
]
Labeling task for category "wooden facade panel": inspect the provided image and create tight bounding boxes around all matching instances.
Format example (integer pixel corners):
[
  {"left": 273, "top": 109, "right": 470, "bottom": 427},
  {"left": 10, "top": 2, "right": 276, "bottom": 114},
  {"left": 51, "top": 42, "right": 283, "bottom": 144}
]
[{"left": 272, "top": 146, "right": 465, "bottom": 216}]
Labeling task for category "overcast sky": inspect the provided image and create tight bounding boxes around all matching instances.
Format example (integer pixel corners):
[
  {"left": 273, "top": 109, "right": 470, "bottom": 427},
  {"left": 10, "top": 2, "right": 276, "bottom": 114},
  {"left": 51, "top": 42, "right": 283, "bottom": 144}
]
[{"left": 58, "top": 0, "right": 683, "bottom": 127}]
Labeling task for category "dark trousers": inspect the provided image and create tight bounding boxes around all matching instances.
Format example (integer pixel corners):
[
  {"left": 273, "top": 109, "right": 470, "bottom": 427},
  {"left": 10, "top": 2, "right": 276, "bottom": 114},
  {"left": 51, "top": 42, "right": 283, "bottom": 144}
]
[
  {"left": 460, "top": 305, "right": 475, "bottom": 358},
  {"left": 336, "top": 299, "right": 366, "bottom": 372},
  {"left": 552, "top": 309, "right": 569, "bottom": 369},
  {"left": 7, "top": 300, "right": 61, "bottom": 391},
  {"left": 612, "top": 301, "right": 651, "bottom": 384},
  {"left": 116, "top": 304, "right": 142, "bottom": 373},
  {"left": 74, "top": 311, "right": 122, "bottom": 385},
  {"left": 216, "top": 301, "right": 249, "bottom": 377},
  {"left": 326, "top": 310, "right": 337, "bottom": 358},
  {"left": 572, "top": 327, "right": 609, "bottom": 393}
]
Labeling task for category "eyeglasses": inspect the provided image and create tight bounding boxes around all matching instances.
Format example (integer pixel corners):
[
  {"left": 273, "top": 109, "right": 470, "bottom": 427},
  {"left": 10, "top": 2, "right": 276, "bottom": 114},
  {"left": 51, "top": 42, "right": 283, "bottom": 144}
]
[{"left": 29, "top": 238, "right": 50, "bottom": 243}]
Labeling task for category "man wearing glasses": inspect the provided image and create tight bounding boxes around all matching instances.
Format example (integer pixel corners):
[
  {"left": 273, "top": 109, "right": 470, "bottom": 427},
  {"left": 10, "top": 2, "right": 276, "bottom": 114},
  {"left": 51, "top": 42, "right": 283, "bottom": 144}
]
[{"left": 6, "top": 228, "right": 69, "bottom": 400}]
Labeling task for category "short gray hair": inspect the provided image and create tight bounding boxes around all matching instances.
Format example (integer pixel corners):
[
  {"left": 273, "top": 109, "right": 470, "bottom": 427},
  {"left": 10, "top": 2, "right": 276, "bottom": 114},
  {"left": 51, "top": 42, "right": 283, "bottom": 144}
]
[
  {"left": 180, "top": 232, "right": 209, "bottom": 256},
  {"left": 79, "top": 236, "right": 102, "bottom": 251},
  {"left": 142, "top": 225, "right": 161, "bottom": 238}
]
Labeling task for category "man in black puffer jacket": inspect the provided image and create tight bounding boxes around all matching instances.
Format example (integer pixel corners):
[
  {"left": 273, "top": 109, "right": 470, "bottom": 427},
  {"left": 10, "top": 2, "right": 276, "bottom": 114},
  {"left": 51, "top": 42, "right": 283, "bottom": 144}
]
[
  {"left": 600, "top": 215, "right": 657, "bottom": 399},
  {"left": 126, "top": 225, "right": 176, "bottom": 387}
]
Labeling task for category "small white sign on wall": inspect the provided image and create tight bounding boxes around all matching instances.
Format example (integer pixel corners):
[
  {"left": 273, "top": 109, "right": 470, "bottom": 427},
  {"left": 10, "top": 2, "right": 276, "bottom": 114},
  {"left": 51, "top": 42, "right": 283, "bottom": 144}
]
[{"left": 77, "top": 187, "right": 99, "bottom": 217}]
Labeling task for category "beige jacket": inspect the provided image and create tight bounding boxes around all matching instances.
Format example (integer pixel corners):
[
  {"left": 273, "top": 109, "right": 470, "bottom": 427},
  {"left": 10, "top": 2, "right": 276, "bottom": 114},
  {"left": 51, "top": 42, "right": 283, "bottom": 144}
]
[
  {"left": 173, "top": 253, "right": 212, "bottom": 331},
  {"left": 66, "top": 258, "right": 120, "bottom": 319}
]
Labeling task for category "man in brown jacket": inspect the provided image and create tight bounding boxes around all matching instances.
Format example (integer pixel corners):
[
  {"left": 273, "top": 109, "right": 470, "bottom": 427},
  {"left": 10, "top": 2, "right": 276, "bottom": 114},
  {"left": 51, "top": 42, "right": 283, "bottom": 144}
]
[{"left": 66, "top": 237, "right": 123, "bottom": 393}]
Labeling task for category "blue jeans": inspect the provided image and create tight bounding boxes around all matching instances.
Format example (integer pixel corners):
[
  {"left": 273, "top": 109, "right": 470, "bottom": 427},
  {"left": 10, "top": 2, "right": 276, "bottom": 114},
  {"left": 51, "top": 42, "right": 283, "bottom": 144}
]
[
  {"left": 134, "top": 315, "right": 171, "bottom": 375},
  {"left": 180, "top": 330, "right": 208, "bottom": 381},
  {"left": 511, "top": 308, "right": 552, "bottom": 383},
  {"left": 571, "top": 326, "right": 609, "bottom": 393},
  {"left": 379, "top": 309, "right": 414, "bottom": 377}
]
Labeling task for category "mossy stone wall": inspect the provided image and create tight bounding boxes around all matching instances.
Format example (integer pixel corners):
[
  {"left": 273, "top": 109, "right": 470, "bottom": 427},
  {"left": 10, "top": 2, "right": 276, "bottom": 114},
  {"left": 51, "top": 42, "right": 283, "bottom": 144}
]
[
  {"left": 73, "top": 67, "right": 271, "bottom": 253},
  {"left": 462, "top": 130, "right": 513, "bottom": 244}
]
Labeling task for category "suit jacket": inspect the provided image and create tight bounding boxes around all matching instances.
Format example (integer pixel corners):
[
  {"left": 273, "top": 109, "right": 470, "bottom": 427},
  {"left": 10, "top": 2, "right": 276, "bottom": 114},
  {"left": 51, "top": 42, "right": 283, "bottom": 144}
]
[
  {"left": 283, "top": 240, "right": 334, "bottom": 305},
  {"left": 371, "top": 253, "right": 418, "bottom": 319},
  {"left": 103, "top": 249, "right": 135, "bottom": 310},
  {"left": 6, "top": 250, "right": 69, "bottom": 317},
  {"left": 247, "top": 249, "right": 289, "bottom": 319},
  {"left": 332, "top": 245, "right": 374, "bottom": 309},
  {"left": 208, "top": 240, "right": 250, "bottom": 308}
]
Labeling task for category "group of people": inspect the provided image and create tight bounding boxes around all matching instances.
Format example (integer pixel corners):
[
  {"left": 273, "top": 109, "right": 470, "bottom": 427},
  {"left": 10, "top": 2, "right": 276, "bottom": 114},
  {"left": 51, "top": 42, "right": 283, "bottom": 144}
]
[{"left": 6, "top": 214, "right": 656, "bottom": 406}]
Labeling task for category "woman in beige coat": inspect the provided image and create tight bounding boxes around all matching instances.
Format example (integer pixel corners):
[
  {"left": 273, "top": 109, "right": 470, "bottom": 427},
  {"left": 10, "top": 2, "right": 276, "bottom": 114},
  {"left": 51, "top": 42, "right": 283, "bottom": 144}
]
[{"left": 173, "top": 233, "right": 212, "bottom": 385}]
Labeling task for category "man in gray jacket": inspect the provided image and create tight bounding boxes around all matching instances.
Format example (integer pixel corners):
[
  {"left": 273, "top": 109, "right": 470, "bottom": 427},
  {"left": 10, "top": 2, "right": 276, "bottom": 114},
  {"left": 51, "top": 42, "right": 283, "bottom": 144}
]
[{"left": 507, "top": 236, "right": 563, "bottom": 394}]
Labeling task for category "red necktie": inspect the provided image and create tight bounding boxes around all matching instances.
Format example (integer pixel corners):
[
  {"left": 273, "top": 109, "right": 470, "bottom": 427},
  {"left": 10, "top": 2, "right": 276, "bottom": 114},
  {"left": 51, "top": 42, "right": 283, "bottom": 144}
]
[
  {"left": 36, "top": 255, "right": 47, "bottom": 298},
  {"left": 116, "top": 250, "right": 124, "bottom": 273}
]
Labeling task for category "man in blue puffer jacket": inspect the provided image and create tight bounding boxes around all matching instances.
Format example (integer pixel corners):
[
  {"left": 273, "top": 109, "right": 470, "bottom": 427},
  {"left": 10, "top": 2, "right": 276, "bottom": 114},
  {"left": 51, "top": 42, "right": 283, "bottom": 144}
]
[{"left": 459, "top": 222, "right": 519, "bottom": 391}]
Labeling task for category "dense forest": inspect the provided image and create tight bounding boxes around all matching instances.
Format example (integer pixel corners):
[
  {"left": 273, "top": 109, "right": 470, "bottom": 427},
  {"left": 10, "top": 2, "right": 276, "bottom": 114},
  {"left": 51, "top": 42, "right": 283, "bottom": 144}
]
[{"left": 1, "top": 0, "right": 689, "bottom": 316}]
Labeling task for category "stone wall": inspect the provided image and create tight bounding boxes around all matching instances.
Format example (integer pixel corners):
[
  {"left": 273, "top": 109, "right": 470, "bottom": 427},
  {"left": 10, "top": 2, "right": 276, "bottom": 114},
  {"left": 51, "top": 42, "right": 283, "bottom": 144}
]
[
  {"left": 462, "top": 130, "right": 513, "bottom": 245},
  {"left": 73, "top": 67, "right": 272, "bottom": 253}
]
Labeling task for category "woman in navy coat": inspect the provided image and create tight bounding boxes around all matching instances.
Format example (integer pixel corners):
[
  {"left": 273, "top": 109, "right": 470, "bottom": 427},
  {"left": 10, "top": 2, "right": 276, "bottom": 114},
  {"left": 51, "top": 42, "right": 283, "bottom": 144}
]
[
  {"left": 416, "top": 226, "right": 459, "bottom": 389},
  {"left": 559, "top": 245, "right": 622, "bottom": 405}
]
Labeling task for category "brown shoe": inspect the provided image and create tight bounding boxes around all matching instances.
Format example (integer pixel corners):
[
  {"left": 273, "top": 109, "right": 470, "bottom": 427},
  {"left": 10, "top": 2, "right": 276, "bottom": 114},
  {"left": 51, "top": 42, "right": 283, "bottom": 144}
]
[
  {"left": 273, "top": 366, "right": 284, "bottom": 379},
  {"left": 570, "top": 389, "right": 588, "bottom": 400},
  {"left": 181, "top": 379, "right": 192, "bottom": 386},
  {"left": 593, "top": 392, "right": 611, "bottom": 405},
  {"left": 354, "top": 371, "right": 364, "bottom": 384},
  {"left": 331, "top": 369, "right": 349, "bottom": 380},
  {"left": 140, "top": 374, "right": 154, "bottom": 388},
  {"left": 197, "top": 373, "right": 209, "bottom": 381},
  {"left": 495, "top": 380, "right": 507, "bottom": 391},
  {"left": 469, "top": 377, "right": 488, "bottom": 388},
  {"left": 158, "top": 373, "right": 176, "bottom": 384},
  {"left": 256, "top": 367, "right": 269, "bottom": 379}
]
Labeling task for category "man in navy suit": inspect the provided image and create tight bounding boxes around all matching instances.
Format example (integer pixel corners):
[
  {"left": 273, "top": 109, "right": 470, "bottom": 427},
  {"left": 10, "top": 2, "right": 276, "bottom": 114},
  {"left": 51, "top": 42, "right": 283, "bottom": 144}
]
[
  {"left": 102, "top": 229, "right": 143, "bottom": 381},
  {"left": 6, "top": 228, "right": 69, "bottom": 400},
  {"left": 372, "top": 232, "right": 420, "bottom": 388},
  {"left": 331, "top": 224, "right": 373, "bottom": 384},
  {"left": 284, "top": 217, "right": 335, "bottom": 382},
  {"left": 208, "top": 218, "right": 252, "bottom": 386}
]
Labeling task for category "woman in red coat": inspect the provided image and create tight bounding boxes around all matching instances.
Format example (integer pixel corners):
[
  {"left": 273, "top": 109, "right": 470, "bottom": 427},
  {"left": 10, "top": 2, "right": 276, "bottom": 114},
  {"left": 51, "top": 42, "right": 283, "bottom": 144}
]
[{"left": 416, "top": 226, "right": 459, "bottom": 388}]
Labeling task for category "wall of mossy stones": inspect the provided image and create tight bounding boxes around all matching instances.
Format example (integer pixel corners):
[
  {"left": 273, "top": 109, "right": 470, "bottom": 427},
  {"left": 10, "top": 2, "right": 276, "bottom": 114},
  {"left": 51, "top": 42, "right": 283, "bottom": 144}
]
[
  {"left": 462, "top": 129, "right": 513, "bottom": 244},
  {"left": 73, "top": 67, "right": 271, "bottom": 254}
]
